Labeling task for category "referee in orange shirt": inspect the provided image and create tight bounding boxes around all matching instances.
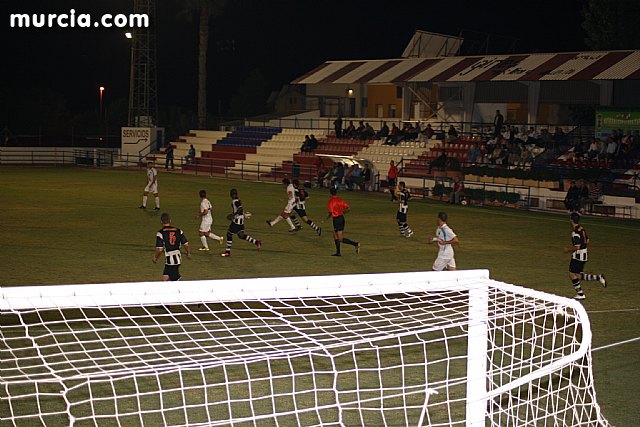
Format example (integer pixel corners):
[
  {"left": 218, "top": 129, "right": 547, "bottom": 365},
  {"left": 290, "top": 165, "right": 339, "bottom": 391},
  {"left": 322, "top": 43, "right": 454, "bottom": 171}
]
[{"left": 326, "top": 187, "right": 360, "bottom": 256}]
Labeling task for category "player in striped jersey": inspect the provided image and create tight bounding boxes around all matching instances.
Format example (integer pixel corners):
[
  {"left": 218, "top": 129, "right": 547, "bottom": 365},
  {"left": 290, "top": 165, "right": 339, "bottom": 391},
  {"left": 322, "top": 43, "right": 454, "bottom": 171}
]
[
  {"left": 430, "top": 212, "right": 459, "bottom": 271},
  {"left": 292, "top": 179, "right": 321, "bottom": 236},
  {"left": 563, "top": 212, "right": 606, "bottom": 300},
  {"left": 139, "top": 161, "right": 160, "bottom": 210},
  {"left": 221, "top": 189, "right": 261, "bottom": 257},
  {"left": 195, "top": 190, "right": 223, "bottom": 251},
  {"left": 152, "top": 213, "right": 191, "bottom": 281},
  {"left": 266, "top": 178, "right": 300, "bottom": 232},
  {"left": 395, "top": 181, "right": 413, "bottom": 238}
]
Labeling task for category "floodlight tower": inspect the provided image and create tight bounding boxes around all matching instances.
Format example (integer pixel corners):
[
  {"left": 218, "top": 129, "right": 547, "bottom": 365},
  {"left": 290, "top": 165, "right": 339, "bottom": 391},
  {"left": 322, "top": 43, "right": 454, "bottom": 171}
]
[{"left": 128, "top": 0, "right": 158, "bottom": 127}]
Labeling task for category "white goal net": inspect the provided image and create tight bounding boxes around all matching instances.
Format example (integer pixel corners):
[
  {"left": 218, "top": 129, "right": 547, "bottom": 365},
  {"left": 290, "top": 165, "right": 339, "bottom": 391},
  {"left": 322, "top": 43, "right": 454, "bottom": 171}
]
[{"left": 1, "top": 270, "right": 608, "bottom": 426}]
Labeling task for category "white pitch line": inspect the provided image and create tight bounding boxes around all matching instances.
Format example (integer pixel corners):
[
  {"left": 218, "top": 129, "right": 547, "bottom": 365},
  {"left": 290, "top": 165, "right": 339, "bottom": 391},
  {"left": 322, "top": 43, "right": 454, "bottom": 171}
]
[
  {"left": 588, "top": 308, "right": 640, "bottom": 313},
  {"left": 592, "top": 336, "right": 640, "bottom": 352}
]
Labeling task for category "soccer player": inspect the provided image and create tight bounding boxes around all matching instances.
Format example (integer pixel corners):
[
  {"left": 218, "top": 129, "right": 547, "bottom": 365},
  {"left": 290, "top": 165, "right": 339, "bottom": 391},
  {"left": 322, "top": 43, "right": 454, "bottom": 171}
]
[
  {"left": 563, "top": 212, "right": 607, "bottom": 300},
  {"left": 194, "top": 190, "right": 223, "bottom": 251},
  {"left": 266, "top": 178, "right": 299, "bottom": 232},
  {"left": 139, "top": 161, "right": 160, "bottom": 210},
  {"left": 395, "top": 181, "right": 413, "bottom": 238},
  {"left": 152, "top": 213, "right": 191, "bottom": 281},
  {"left": 292, "top": 179, "right": 321, "bottom": 236},
  {"left": 221, "top": 188, "right": 261, "bottom": 257},
  {"left": 430, "top": 212, "right": 459, "bottom": 271},
  {"left": 326, "top": 187, "right": 360, "bottom": 256}
]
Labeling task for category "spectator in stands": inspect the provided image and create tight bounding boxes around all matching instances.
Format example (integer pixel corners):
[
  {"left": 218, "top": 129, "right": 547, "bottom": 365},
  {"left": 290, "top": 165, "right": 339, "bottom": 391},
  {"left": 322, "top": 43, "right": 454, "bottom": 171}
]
[
  {"left": 186, "top": 144, "right": 196, "bottom": 164},
  {"left": 450, "top": 176, "right": 465, "bottom": 205},
  {"left": 360, "top": 123, "right": 375, "bottom": 140},
  {"left": 334, "top": 115, "right": 343, "bottom": 139},
  {"left": 344, "top": 121, "right": 356, "bottom": 139},
  {"left": 553, "top": 127, "right": 567, "bottom": 147},
  {"left": 355, "top": 121, "right": 366, "bottom": 139},
  {"left": 422, "top": 123, "right": 435, "bottom": 139},
  {"left": 605, "top": 137, "right": 617, "bottom": 161},
  {"left": 308, "top": 135, "right": 319, "bottom": 151},
  {"left": 406, "top": 123, "right": 420, "bottom": 141},
  {"left": 377, "top": 121, "right": 389, "bottom": 138},
  {"left": 317, "top": 158, "right": 328, "bottom": 187},
  {"left": 361, "top": 163, "right": 372, "bottom": 191},
  {"left": 577, "top": 179, "right": 589, "bottom": 212},
  {"left": 468, "top": 143, "right": 480, "bottom": 164},
  {"left": 540, "top": 129, "right": 553, "bottom": 149},
  {"left": 447, "top": 125, "right": 458, "bottom": 141},
  {"left": 301, "top": 135, "right": 311, "bottom": 152},
  {"left": 429, "top": 151, "right": 448, "bottom": 173},
  {"left": 493, "top": 110, "right": 504, "bottom": 138},
  {"left": 585, "top": 181, "right": 603, "bottom": 212},
  {"left": 587, "top": 139, "right": 601, "bottom": 160},
  {"left": 384, "top": 124, "right": 400, "bottom": 145},
  {"left": 564, "top": 181, "right": 580, "bottom": 212},
  {"left": 345, "top": 164, "right": 363, "bottom": 190},
  {"left": 164, "top": 143, "right": 175, "bottom": 170},
  {"left": 333, "top": 162, "right": 345, "bottom": 187},
  {"left": 526, "top": 127, "right": 539, "bottom": 145},
  {"left": 387, "top": 160, "right": 399, "bottom": 201}
]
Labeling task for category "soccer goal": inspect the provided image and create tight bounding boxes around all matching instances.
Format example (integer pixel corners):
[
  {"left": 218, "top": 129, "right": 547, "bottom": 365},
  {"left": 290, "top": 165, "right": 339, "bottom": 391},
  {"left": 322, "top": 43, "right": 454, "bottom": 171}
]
[{"left": 1, "top": 270, "right": 608, "bottom": 426}]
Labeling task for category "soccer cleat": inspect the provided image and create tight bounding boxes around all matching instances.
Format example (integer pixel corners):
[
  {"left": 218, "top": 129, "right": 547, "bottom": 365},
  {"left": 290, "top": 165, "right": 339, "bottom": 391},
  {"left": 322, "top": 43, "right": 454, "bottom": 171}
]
[
  {"left": 198, "top": 247, "right": 210, "bottom": 251},
  {"left": 599, "top": 274, "right": 607, "bottom": 288},
  {"left": 288, "top": 228, "right": 299, "bottom": 232},
  {"left": 573, "top": 294, "right": 586, "bottom": 300},
  {"left": 356, "top": 243, "right": 360, "bottom": 254},
  {"left": 154, "top": 207, "right": 160, "bottom": 210},
  {"left": 256, "top": 240, "right": 262, "bottom": 252},
  {"left": 139, "top": 205, "right": 146, "bottom": 209},
  {"left": 220, "top": 252, "right": 231, "bottom": 257},
  {"left": 331, "top": 253, "right": 341, "bottom": 256},
  {"left": 266, "top": 220, "right": 272, "bottom": 227},
  {"left": 317, "top": 227, "right": 322, "bottom": 237},
  {"left": 406, "top": 231, "right": 414, "bottom": 238}
]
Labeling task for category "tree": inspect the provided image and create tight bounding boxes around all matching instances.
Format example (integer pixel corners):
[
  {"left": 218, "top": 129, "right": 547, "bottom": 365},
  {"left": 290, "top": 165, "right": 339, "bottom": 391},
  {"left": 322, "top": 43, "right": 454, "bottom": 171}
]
[
  {"left": 583, "top": 0, "right": 640, "bottom": 50},
  {"left": 227, "top": 68, "right": 268, "bottom": 118},
  {"left": 183, "top": 0, "right": 226, "bottom": 129}
]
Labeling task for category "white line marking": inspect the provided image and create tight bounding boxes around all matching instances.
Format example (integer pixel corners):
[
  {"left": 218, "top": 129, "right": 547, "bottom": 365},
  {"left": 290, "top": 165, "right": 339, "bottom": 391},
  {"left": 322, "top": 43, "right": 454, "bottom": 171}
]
[
  {"left": 588, "top": 308, "right": 640, "bottom": 313},
  {"left": 593, "top": 336, "right": 640, "bottom": 352}
]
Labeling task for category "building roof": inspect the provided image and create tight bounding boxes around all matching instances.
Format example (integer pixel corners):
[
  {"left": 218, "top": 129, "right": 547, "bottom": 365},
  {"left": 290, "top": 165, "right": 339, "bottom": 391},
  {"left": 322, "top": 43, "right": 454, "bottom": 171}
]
[{"left": 292, "top": 50, "right": 640, "bottom": 85}]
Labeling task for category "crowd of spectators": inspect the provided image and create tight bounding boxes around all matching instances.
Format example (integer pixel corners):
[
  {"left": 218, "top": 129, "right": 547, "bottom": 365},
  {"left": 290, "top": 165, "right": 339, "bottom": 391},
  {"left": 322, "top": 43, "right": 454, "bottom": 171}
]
[
  {"left": 570, "top": 129, "right": 640, "bottom": 168},
  {"left": 318, "top": 161, "right": 372, "bottom": 191},
  {"left": 300, "top": 134, "right": 319, "bottom": 152},
  {"left": 564, "top": 179, "right": 603, "bottom": 213}
]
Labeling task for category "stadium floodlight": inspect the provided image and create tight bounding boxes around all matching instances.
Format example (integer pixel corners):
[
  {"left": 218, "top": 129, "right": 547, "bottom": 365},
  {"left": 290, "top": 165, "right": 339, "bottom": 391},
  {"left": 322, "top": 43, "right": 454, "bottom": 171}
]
[
  {"left": 0, "top": 270, "right": 609, "bottom": 426},
  {"left": 125, "top": 32, "right": 133, "bottom": 39}
]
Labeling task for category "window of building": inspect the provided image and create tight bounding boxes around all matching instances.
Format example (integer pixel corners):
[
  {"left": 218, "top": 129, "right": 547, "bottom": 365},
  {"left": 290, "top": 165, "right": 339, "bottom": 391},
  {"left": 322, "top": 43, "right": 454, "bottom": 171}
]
[
  {"left": 376, "top": 104, "right": 384, "bottom": 118},
  {"left": 389, "top": 104, "right": 397, "bottom": 118},
  {"left": 396, "top": 86, "right": 402, "bottom": 98}
]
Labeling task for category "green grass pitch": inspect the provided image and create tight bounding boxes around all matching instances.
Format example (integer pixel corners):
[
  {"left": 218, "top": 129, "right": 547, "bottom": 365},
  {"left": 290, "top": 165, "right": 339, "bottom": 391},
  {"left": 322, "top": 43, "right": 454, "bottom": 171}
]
[{"left": 1, "top": 166, "right": 639, "bottom": 425}]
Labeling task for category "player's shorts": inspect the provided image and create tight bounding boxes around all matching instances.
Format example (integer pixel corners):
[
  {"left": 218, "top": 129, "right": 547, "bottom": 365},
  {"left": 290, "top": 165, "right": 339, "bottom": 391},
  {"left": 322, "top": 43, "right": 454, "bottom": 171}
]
[
  {"left": 332, "top": 215, "right": 345, "bottom": 232},
  {"left": 283, "top": 201, "right": 295, "bottom": 214},
  {"left": 569, "top": 259, "right": 586, "bottom": 274},
  {"left": 200, "top": 219, "right": 212, "bottom": 233},
  {"left": 144, "top": 183, "right": 158, "bottom": 194},
  {"left": 396, "top": 211, "right": 407, "bottom": 223},
  {"left": 432, "top": 256, "right": 456, "bottom": 271},
  {"left": 294, "top": 208, "right": 307, "bottom": 218},
  {"left": 163, "top": 264, "right": 181, "bottom": 281},
  {"left": 228, "top": 222, "right": 244, "bottom": 235}
]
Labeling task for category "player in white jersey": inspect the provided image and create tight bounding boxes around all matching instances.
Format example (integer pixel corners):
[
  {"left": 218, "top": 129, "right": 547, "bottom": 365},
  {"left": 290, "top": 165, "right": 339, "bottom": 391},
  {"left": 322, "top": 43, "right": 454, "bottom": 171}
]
[
  {"left": 139, "top": 162, "right": 160, "bottom": 210},
  {"left": 194, "top": 190, "right": 224, "bottom": 251},
  {"left": 266, "top": 178, "right": 299, "bottom": 232},
  {"left": 430, "top": 211, "right": 459, "bottom": 271}
]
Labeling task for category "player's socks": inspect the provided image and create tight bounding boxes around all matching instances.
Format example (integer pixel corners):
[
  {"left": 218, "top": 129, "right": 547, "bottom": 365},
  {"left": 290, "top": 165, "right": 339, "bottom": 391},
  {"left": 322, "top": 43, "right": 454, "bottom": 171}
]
[
  {"left": 572, "top": 279, "right": 585, "bottom": 298},
  {"left": 342, "top": 237, "right": 358, "bottom": 246},
  {"left": 200, "top": 236, "right": 209, "bottom": 249},
  {"left": 291, "top": 216, "right": 301, "bottom": 228},
  {"left": 580, "top": 273, "right": 601, "bottom": 281},
  {"left": 334, "top": 239, "right": 341, "bottom": 255},
  {"left": 306, "top": 219, "right": 320, "bottom": 232},
  {"left": 142, "top": 195, "right": 148, "bottom": 207},
  {"left": 285, "top": 217, "right": 296, "bottom": 230},
  {"left": 243, "top": 235, "right": 258, "bottom": 245},
  {"left": 269, "top": 216, "right": 283, "bottom": 226},
  {"left": 208, "top": 232, "right": 223, "bottom": 243},
  {"left": 405, "top": 226, "right": 413, "bottom": 238},
  {"left": 155, "top": 197, "right": 160, "bottom": 209}
]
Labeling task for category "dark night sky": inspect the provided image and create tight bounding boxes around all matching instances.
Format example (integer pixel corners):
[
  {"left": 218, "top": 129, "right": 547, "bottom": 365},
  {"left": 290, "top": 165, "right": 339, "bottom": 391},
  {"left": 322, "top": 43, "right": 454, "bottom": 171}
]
[{"left": 3, "top": 0, "right": 588, "bottom": 114}]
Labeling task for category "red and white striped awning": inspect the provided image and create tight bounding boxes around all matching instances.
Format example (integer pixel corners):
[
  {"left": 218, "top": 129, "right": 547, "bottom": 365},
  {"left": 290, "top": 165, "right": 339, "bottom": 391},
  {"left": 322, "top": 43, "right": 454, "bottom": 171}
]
[{"left": 292, "top": 50, "right": 640, "bottom": 84}]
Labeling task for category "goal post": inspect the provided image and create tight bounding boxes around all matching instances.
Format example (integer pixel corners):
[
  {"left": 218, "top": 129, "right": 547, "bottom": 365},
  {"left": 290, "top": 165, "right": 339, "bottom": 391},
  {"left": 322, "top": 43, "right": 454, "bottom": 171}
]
[{"left": 1, "top": 270, "right": 609, "bottom": 426}]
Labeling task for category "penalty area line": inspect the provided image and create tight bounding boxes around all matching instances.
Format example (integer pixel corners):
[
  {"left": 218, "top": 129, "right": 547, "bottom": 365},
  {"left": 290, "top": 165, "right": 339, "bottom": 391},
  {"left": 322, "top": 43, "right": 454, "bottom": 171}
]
[
  {"left": 587, "top": 308, "right": 640, "bottom": 313},
  {"left": 592, "top": 336, "right": 640, "bottom": 352}
]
